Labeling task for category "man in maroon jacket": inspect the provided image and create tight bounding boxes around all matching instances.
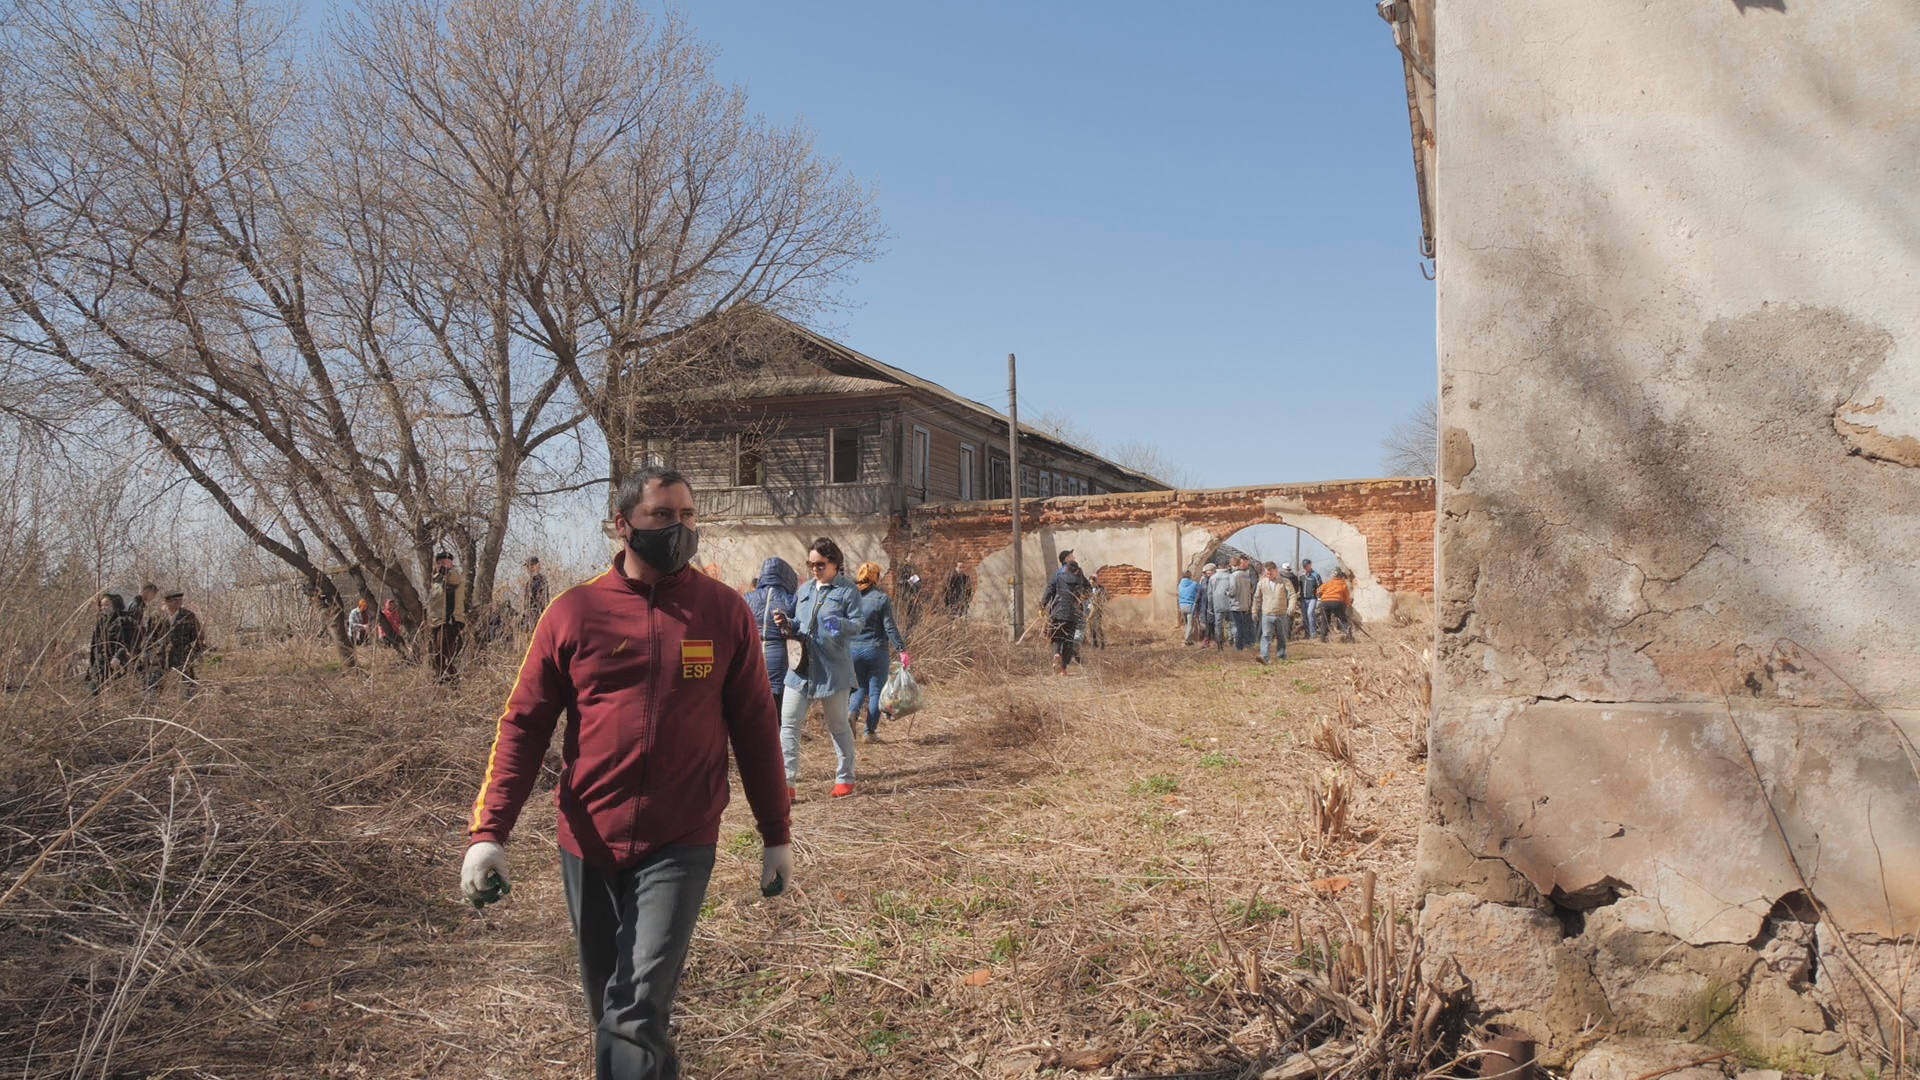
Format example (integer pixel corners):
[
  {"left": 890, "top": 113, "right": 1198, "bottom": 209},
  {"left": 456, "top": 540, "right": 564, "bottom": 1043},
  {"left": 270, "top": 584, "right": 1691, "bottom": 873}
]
[{"left": 460, "top": 467, "right": 793, "bottom": 1079}]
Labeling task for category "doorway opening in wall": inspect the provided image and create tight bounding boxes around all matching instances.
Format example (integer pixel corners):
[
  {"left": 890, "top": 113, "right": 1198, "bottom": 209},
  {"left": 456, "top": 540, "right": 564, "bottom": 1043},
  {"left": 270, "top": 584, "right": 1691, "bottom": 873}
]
[
  {"left": 1212, "top": 524, "right": 1345, "bottom": 640},
  {"left": 1212, "top": 524, "right": 1337, "bottom": 577}
]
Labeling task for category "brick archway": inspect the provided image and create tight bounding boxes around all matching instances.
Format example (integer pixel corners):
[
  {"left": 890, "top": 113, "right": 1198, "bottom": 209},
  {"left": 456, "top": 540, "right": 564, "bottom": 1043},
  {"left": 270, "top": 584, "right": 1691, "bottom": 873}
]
[{"left": 898, "top": 478, "right": 1434, "bottom": 629}]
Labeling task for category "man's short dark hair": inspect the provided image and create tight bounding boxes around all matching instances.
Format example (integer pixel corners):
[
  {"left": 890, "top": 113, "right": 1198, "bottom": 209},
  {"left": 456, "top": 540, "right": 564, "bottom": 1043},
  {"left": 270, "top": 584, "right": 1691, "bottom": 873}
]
[
  {"left": 1302, "top": 559, "right": 1313, "bottom": 567},
  {"left": 615, "top": 466, "right": 694, "bottom": 520},
  {"left": 1264, "top": 561, "right": 1277, "bottom": 571},
  {"left": 142, "top": 582, "right": 159, "bottom": 595}
]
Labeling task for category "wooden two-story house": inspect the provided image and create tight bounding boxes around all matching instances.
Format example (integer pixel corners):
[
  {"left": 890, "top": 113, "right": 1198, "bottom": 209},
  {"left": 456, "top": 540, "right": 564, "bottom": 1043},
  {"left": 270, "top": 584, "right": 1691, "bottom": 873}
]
[{"left": 641, "top": 310, "right": 1166, "bottom": 587}]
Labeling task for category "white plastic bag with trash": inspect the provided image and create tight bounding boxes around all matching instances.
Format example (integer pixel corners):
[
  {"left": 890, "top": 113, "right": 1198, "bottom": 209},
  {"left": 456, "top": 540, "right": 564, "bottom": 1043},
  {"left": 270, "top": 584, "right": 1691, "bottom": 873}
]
[{"left": 879, "top": 659, "right": 924, "bottom": 719}]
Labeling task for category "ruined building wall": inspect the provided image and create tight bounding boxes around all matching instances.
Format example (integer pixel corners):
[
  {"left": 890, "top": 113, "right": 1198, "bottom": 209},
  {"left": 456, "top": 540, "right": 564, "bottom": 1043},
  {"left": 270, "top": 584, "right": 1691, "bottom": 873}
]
[
  {"left": 902, "top": 480, "right": 1434, "bottom": 629},
  {"left": 1425, "top": 2, "right": 1920, "bottom": 1072}
]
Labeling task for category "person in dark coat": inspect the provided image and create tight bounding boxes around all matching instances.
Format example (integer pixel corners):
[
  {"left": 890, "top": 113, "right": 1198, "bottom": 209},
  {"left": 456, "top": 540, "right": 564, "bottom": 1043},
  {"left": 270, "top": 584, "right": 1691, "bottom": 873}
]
[
  {"left": 146, "top": 591, "right": 205, "bottom": 696},
  {"left": 127, "top": 582, "right": 163, "bottom": 677},
  {"left": 943, "top": 563, "right": 973, "bottom": 617},
  {"left": 743, "top": 556, "right": 799, "bottom": 706},
  {"left": 1038, "top": 552, "right": 1092, "bottom": 675},
  {"left": 88, "top": 592, "right": 134, "bottom": 693},
  {"left": 523, "top": 556, "right": 551, "bottom": 629},
  {"left": 1191, "top": 566, "right": 1218, "bottom": 649}
]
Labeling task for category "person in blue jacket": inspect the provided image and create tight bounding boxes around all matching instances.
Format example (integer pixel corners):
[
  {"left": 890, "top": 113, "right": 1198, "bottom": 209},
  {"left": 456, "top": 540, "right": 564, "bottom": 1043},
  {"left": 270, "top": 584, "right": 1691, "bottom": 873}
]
[
  {"left": 744, "top": 557, "right": 799, "bottom": 707},
  {"left": 847, "top": 562, "right": 910, "bottom": 739},
  {"left": 1177, "top": 570, "right": 1201, "bottom": 644},
  {"left": 773, "top": 537, "right": 866, "bottom": 798}
]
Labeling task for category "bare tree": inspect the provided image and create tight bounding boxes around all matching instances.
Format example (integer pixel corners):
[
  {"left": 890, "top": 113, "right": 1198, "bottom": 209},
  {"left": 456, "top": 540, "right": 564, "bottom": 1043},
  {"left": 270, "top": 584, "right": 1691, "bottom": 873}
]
[
  {"left": 1, "top": 0, "right": 854, "bottom": 651},
  {"left": 0, "top": 0, "right": 606, "bottom": 645},
  {"left": 1380, "top": 396, "right": 1437, "bottom": 477},
  {"left": 1104, "top": 439, "right": 1189, "bottom": 488},
  {"left": 1029, "top": 409, "right": 1099, "bottom": 451},
  {"left": 341, "top": 0, "right": 886, "bottom": 491},
  {"left": 1030, "top": 411, "right": 1186, "bottom": 488}
]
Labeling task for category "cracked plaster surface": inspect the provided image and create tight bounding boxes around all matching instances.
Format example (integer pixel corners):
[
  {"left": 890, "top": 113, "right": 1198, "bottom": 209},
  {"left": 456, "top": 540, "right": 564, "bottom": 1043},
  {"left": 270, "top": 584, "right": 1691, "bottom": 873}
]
[
  {"left": 1440, "top": 302, "right": 1920, "bottom": 706},
  {"left": 1428, "top": 701, "right": 1920, "bottom": 942}
]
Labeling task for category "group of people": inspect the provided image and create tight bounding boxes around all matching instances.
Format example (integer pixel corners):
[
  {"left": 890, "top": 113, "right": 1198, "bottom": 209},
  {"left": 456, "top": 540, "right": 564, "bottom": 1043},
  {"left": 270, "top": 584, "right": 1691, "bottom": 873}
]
[
  {"left": 452, "top": 465, "right": 1379, "bottom": 1079},
  {"left": 340, "top": 552, "right": 553, "bottom": 683},
  {"left": 742, "top": 539, "right": 911, "bottom": 802},
  {"left": 88, "top": 583, "right": 205, "bottom": 695},
  {"left": 345, "top": 596, "right": 411, "bottom": 651},
  {"left": 1177, "top": 555, "right": 1357, "bottom": 662}
]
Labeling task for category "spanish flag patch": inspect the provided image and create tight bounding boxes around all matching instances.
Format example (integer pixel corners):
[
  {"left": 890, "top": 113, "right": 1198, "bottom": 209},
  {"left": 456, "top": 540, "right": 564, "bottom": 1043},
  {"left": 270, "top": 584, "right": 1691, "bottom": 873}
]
[{"left": 680, "top": 640, "right": 715, "bottom": 679}]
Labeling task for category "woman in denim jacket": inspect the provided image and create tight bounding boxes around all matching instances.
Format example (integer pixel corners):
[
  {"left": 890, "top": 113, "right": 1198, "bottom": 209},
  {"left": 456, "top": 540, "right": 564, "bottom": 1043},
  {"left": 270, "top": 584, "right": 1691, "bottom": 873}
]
[
  {"left": 847, "top": 562, "right": 909, "bottom": 739},
  {"left": 774, "top": 537, "right": 866, "bottom": 798}
]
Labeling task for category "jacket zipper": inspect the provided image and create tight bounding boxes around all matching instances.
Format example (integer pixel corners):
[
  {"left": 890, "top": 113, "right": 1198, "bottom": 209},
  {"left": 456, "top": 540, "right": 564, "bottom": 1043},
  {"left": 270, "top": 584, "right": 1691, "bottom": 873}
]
[{"left": 631, "top": 580, "right": 658, "bottom": 856}]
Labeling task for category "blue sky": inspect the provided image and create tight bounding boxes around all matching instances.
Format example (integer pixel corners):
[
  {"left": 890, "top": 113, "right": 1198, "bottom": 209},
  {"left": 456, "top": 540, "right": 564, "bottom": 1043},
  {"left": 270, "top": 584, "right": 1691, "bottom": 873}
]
[{"left": 685, "top": 1, "right": 1436, "bottom": 488}]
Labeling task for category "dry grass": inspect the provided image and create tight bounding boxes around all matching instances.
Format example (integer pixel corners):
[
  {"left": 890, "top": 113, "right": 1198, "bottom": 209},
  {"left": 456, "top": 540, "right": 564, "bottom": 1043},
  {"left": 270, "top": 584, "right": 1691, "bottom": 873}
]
[{"left": 0, "top": 611, "right": 1447, "bottom": 1078}]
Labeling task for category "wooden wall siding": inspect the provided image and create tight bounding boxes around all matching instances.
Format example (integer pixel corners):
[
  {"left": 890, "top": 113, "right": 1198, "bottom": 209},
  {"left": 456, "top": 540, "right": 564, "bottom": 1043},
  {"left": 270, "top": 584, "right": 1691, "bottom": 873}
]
[
  {"left": 667, "top": 415, "right": 1147, "bottom": 500},
  {"left": 927, "top": 428, "right": 962, "bottom": 501},
  {"left": 771, "top": 431, "right": 827, "bottom": 487},
  {"left": 642, "top": 377, "right": 1165, "bottom": 522},
  {"left": 675, "top": 436, "right": 736, "bottom": 490}
]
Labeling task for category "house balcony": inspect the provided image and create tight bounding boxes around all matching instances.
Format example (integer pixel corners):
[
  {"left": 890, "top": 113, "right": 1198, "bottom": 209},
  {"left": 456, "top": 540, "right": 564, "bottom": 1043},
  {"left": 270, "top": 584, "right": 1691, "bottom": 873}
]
[{"left": 699, "top": 482, "right": 908, "bottom": 522}]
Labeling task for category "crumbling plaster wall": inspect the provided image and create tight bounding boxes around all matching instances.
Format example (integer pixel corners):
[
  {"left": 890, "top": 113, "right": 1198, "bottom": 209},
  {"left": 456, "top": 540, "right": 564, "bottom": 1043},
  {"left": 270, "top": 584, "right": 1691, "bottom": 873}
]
[
  {"left": 900, "top": 480, "right": 1435, "bottom": 630},
  {"left": 1426, "top": 1, "right": 1920, "bottom": 1072}
]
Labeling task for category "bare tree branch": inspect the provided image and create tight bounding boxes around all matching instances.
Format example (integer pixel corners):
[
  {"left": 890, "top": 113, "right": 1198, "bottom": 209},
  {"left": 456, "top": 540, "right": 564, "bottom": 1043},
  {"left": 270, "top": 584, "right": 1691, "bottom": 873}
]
[{"left": 1379, "top": 396, "right": 1436, "bottom": 478}]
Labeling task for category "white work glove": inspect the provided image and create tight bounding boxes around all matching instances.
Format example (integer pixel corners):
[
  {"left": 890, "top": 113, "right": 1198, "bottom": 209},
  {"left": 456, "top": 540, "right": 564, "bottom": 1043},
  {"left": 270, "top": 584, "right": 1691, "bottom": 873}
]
[
  {"left": 760, "top": 844, "right": 793, "bottom": 898},
  {"left": 461, "top": 841, "right": 511, "bottom": 907}
]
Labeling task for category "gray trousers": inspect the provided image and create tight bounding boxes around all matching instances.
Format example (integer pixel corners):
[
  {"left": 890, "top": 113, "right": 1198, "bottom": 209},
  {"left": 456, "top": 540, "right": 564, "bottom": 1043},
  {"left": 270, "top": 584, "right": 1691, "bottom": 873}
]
[
  {"left": 780, "top": 684, "right": 855, "bottom": 785},
  {"left": 561, "top": 845, "right": 716, "bottom": 1080}
]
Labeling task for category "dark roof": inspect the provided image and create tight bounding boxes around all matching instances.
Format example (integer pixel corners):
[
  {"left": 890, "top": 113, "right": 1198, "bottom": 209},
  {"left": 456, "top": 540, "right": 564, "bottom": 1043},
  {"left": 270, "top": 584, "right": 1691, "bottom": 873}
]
[{"left": 758, "top": 311, "right": 1169, "bottom": 490}]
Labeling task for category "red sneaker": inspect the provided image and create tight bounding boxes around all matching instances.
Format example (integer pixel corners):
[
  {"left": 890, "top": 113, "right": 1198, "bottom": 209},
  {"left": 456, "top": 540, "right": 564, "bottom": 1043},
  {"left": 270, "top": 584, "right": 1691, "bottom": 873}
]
[
  {"left": 787, "top": 785, "right": 797, "bottom": 802},
  {"left": 830, "top": 783, "right": 856, "bottom": 798}
]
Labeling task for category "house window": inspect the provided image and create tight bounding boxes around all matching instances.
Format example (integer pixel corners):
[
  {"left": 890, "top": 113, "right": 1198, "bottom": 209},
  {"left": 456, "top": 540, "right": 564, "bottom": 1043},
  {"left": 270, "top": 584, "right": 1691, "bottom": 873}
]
[
  {"left": 911, "top": 426, "right": 930, "bottom": 492},
  {"left": 958, "top": 444, "right": 976, "bottom": 500},
  {"left": 735, "top": 432, "right": 765, "bottom": 486},
  {"left": 831, "top": 428, "right": 860, "bottom": 484},
  {"left": 641, "top": 438, "right": 673, "bottom": 469},
  {"left": 989, "top": 455, "right": 1010, "bottom": 499}
]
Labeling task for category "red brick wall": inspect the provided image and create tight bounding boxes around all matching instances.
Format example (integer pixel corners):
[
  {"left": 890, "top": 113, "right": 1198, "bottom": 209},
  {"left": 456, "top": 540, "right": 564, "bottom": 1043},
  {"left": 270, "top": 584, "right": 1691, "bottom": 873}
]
[
  {"left": 1092, "top": 563, "right": 1154, "bottom": 598},
  {"left": 893, "top": 479, "right": 1435, "bottom": 598}
]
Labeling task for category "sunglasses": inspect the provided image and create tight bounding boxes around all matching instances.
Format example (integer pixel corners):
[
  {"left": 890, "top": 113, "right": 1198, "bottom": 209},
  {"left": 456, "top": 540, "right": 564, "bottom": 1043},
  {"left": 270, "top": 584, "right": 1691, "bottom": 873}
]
[{"left": 807, "top": 560, "right": 831, "bottom": 570}]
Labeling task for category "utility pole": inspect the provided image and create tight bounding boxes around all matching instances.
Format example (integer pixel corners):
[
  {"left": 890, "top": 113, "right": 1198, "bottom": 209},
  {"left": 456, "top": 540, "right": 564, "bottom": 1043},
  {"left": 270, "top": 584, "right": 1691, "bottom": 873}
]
[{"left": 1008, "top": 353, "right": 1024, "bottom": 642}]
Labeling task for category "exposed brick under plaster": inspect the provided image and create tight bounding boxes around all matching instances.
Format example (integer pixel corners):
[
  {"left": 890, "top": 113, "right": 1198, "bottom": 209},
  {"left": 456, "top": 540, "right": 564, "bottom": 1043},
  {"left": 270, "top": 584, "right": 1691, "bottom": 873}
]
[{"left": 889, "top": 479, "right": 1435, "bottom": 610}]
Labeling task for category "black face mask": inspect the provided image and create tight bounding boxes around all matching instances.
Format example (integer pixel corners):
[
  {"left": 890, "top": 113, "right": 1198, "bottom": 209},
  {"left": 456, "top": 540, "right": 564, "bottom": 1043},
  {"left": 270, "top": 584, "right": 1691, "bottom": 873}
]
[{"left": 626, "top": 521, "right": 699, "bottom": 577}]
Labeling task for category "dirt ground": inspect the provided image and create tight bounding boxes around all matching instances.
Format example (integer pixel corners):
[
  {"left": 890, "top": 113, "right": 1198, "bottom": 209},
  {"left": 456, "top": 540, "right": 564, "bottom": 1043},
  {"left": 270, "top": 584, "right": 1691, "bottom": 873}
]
[{"left": 0, "top": 614, "right": 1433, "bottom": 1079}]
